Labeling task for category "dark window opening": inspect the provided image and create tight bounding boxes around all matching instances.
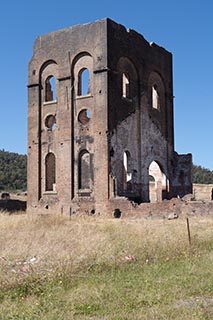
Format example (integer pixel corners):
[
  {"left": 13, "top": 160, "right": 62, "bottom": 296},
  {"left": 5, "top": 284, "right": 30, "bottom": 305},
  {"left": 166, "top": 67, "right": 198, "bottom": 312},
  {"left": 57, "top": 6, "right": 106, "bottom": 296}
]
[
  {"left": 78, "top": 151, "right": 91, "bottom": 190},
  {"left": 45, "top": 153, "right": 56, "bottom": 191}
]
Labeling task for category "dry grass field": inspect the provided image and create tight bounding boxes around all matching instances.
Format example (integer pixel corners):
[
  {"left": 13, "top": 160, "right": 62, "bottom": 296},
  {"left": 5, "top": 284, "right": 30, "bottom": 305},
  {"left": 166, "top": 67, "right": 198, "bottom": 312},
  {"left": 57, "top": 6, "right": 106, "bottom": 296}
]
[{"left": 0, "top": 211, "right": 213, "bottom": 319}]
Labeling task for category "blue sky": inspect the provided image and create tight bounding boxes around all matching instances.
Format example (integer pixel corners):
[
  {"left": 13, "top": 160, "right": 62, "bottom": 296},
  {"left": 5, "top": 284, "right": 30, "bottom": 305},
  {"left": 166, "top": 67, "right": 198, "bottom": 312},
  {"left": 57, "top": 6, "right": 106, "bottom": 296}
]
[{"left": 0, "top": 0, "right": 213, "bottom": 169}]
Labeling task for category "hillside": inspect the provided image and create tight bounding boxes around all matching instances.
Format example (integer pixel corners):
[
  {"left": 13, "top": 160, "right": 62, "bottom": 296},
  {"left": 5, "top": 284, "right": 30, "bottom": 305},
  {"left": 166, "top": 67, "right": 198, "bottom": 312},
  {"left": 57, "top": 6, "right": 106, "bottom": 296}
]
[{"left": 0, "top": 149, "right": 27, "bottom": 191}]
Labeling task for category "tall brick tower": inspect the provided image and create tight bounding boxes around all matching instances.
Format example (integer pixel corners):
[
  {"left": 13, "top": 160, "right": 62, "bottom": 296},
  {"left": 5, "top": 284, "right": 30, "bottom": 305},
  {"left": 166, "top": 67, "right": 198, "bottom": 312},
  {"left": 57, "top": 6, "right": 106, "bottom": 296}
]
[{"left": 27, "top": 18, "right": 192, "bottom": 215}]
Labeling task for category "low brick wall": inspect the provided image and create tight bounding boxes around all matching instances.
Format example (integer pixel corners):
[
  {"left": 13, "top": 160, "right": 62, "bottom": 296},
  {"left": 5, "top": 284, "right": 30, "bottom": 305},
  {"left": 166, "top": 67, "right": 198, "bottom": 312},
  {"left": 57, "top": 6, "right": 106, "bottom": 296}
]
[
  {"left": 0, "top": 200, "right": 27, "bottom": 213},
  {"left": 107, "top": 197, "right": 213, "bottom": 219},
  {"left": 193, "top": 184, "right": 213, "bottom": 201}
]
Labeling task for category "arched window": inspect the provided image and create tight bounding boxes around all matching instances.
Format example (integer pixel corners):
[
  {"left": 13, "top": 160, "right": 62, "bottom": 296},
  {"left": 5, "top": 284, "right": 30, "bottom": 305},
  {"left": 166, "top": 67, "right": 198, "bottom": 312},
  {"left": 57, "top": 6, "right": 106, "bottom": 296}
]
[
  {"left": 117, "top": 57, "right": 138, "bottom": 101},
  {"left": 45, "top": 76, "right": 56, "bottom": 102},
  {"left": 122, "top": 73, "right": 130, "bottom": 98},
  {"left": 78, "top": 68, "right": 90, "bottom": 96},
  {"left": 45, "top": 153, "right": 56, "bottom": 191},
  {"left": 78, "top": 150, "right": 91, "bottom": 189},
  {"left": 152, "top": 85, "right": 160, "bottom": 110},
  {"left": 148, "top": 72, "right": 165, "bottom": 111}
]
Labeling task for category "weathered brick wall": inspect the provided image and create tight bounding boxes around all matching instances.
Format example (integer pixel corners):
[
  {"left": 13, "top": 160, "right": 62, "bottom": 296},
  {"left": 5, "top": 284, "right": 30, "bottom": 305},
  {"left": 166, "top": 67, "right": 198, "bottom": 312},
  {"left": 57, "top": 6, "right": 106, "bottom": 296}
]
[
  {"left": 27, "top": 19, "right": 192, "bottom": 215},
  {"left": 193, "top": 184, "right": 213, "bottom": 201}
]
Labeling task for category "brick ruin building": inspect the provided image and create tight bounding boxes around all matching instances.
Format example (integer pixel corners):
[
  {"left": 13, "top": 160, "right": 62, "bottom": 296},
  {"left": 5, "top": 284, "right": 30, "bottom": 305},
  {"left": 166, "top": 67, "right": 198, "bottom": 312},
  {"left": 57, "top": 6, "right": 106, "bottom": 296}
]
[{"left": 27, "top": 18, "right": 192, "bottom": 216}]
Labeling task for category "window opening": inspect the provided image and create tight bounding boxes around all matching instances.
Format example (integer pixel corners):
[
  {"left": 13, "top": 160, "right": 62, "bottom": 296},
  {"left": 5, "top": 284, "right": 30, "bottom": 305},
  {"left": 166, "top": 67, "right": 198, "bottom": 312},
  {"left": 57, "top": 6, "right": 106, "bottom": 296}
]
[
  {"left": 78, "top": 68, "right": 90, "bottom": 96},
  {"left": 45, "top": 153, "right": 56, "bottom": 191},
  {"left": 45, "top": 115, "right": 56, "bottom": 131},
  {"left": 78, "top": 109, "right": 90, "bottom": 125},
  {"left": 152, "top": 85, "right": 160, "bottom": 109},
  {"left": 45, "top": 76, "right": 56, "bottom": 102},
  {"left": 123, "top": 151, "right": 132, "bottom": 182},
  {"left": 78, "top": 151, "right": 90, "bottom": 190},
  {"left": 122, "top": 73, "right": 130, "bottom": 98}
]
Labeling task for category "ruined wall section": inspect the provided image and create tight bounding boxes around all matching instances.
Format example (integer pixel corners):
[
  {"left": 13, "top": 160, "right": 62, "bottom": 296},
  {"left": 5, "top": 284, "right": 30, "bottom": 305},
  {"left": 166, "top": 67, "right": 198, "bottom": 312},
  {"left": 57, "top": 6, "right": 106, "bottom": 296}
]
[
  {"left": 106, "top": 19, "right": 175, "bottom": 203},
  {"left": 28, "top": 20, "right": 109, "bottom": 214},
  {"left": 110, "top": 112, "right": 141, "bottom": 199},
  {"left": 170, "top": 153, "right": 192, "bottom": 197},
  {"left": 193, "top": 184, "right": 213, "bottom": 201},
  {"left": 28, "top": 18, "right": 192, "bottom": 215},
  {"left": 140, "top": 111, "right": 173, "bottom": 201},
  {"left": 107, "top": 20, "right": 174, "bottom": 142}
]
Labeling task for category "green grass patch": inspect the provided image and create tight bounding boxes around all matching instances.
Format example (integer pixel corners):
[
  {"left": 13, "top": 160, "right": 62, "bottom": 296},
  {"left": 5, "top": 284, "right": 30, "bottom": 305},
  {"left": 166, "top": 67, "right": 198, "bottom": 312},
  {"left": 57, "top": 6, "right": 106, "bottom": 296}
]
[
  {"left": 0, "top": 216, "right": 213, "bottom": 319},
  {"left": 1, "top": 250, "right": 213, "bottom": 319}
]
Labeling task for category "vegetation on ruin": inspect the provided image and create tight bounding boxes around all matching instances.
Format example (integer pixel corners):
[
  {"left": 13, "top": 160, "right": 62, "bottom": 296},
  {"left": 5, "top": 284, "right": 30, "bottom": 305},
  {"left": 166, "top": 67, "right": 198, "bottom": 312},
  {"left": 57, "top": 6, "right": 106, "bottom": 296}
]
[{"left": 0, "top": 213, "right": 212, "bottom": 319}]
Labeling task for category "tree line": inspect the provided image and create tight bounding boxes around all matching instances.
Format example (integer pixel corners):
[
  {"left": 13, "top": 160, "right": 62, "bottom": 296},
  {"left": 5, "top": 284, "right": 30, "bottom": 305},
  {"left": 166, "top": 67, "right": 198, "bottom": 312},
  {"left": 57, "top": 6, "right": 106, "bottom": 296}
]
[
  {"left": 192, "top": 164, "right": 213, "bottom": 184},
  {"left": 0, "top": 150, "right": 213, "bottom": 191},
  {"left": 0, "top": 150, "right": 27, "bottom": 191}
]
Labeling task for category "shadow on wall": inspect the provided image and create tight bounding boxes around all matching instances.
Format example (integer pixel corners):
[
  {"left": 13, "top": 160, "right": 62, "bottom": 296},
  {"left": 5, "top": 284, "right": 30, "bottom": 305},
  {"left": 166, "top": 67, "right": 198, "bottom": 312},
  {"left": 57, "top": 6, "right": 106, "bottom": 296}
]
[{"left": 0, "top": 199, "right": 27, "bottom": 213}]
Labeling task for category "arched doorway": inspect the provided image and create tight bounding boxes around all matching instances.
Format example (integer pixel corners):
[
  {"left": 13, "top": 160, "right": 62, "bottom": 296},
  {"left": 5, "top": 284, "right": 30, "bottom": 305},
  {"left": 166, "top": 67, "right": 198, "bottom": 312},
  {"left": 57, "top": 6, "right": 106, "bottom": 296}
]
[{"left": 149, "top": 161, "right": 169, "bottom": 203}]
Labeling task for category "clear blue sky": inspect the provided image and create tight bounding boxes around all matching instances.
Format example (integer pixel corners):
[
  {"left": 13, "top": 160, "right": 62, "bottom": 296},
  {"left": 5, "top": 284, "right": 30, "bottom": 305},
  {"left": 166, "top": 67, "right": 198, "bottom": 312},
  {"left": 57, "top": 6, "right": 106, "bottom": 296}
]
[{"left": 0, "top": 0, "right": 212, "bottom": 169}]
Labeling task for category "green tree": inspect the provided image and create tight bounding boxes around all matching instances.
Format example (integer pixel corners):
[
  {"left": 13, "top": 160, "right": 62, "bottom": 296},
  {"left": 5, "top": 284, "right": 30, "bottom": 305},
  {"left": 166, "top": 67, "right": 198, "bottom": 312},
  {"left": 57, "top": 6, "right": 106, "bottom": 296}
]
[
  {"left": 192, "top": 164, "right": 213, "bottom": 184},
  {"left": 0, "top": 149, "right": 27, "bottom": 191}
]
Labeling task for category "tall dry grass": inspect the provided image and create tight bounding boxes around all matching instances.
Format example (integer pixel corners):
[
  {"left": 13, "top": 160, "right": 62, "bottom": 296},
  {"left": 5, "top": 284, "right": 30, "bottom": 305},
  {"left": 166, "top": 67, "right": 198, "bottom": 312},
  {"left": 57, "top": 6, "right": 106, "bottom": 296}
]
[
  {"left": 0, "top": 212, "right": 213, "bottom": 319},
  {"left": 0, "top": 212, "right": 212, "bottom": 276}
]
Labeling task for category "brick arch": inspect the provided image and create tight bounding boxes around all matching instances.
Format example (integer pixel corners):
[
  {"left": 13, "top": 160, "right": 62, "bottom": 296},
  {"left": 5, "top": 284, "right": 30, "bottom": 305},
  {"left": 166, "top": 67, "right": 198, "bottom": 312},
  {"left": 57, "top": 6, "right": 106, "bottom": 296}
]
[
  {"left": 39, "top": 60, "right": 57, "bottom": 77},
  {"left": 117, "top": 57, "right": 138, "bottom": 100},
  {"left": 39, "top": 60, "right": 59, "bottom": 103},
  {"left": 148, "top": 160, "right": 169, "bottom": 202},
  {"left": 148, "top": 72, "right": 165, "bottom": 110},
  {"left": 36, "top": 61, "right": 59, "bottom": 199},
  {"left": 72, "top": 52, "right": 93, "bottom": 97}
]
